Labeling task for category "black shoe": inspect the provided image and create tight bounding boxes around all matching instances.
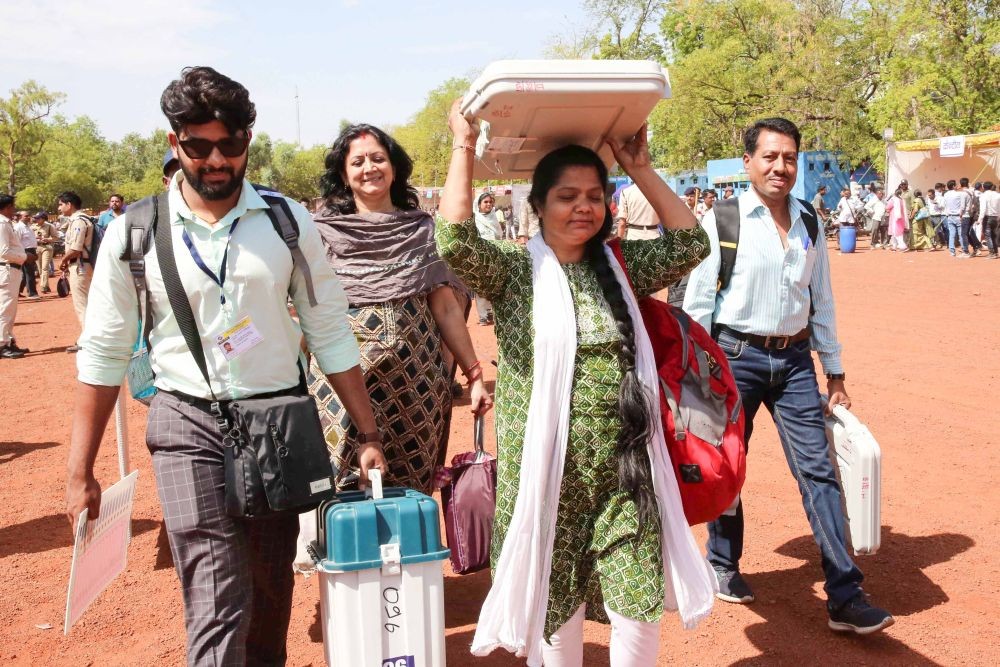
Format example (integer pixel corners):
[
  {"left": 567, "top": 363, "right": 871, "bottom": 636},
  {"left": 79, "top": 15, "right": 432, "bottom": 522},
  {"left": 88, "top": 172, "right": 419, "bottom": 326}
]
[
  {"left": 828, "top": 594, "right": 894, "bottom": 635},
  {"left": 8, "top": 340, "right": 29, "bottom": 353},
  {"left": 66, "top": 344, "right": 82, "bottom": 353},
  {"left": 713, "top": 566, "right": 755, "bottom": 604},
  {"left": 1, "top": 345, "right": 25, "bottom": 359}
]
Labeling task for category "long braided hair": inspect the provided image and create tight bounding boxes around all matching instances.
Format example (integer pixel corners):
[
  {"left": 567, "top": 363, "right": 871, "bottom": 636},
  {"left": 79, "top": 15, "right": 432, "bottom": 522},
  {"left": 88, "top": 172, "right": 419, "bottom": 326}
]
[{"left": 530, "top": 145, "right": 657, "bottom": 540}]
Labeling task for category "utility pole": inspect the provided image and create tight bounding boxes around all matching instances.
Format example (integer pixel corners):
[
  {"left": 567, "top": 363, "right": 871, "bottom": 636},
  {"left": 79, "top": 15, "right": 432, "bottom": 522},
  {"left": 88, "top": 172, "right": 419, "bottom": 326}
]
[{"left": 294, "top": 86, "right": 301, "bottom": 146}]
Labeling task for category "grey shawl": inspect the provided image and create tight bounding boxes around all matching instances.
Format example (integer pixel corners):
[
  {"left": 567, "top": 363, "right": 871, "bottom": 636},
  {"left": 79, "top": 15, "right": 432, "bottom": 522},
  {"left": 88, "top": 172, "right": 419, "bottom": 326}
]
[{"left": 312, "top": 208, "right": 466, "bottom": 306}]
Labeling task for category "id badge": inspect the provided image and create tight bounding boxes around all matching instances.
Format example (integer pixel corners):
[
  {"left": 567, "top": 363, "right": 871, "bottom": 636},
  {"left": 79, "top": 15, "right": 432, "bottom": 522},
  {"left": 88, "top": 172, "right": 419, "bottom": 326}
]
[{"left": 216, "top": 315, "right": 264, "bottom": 360}]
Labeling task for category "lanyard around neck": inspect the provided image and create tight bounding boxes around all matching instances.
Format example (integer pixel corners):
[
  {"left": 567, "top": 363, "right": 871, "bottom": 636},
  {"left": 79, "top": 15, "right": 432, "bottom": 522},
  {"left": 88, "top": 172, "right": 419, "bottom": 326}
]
[{"left": 181, "top": 218, "right": 241, "bottom": 305}]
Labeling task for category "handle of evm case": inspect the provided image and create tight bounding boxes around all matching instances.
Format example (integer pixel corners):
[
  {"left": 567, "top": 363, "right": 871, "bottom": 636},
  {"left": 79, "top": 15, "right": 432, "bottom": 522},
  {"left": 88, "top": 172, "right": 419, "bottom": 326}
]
[{"left": 367, "top": 468, "right": 384, "bottom": 500}]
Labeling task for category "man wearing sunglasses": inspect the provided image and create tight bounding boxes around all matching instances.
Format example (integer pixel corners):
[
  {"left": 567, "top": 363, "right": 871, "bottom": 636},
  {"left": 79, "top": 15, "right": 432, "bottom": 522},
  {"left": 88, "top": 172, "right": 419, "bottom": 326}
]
[{"left": 66, "top": 66, "right": 385, "bottom": 666}]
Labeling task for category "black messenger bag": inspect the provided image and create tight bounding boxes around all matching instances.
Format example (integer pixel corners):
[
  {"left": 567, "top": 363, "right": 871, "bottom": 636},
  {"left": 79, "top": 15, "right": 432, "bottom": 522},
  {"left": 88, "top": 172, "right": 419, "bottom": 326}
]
[{"left": 153, "top": 202, "right": 336, "bottom": 518}]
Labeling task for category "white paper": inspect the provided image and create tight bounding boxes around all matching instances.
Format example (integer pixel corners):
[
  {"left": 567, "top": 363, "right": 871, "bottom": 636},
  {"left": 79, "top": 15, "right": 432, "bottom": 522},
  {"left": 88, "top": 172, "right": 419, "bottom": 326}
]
[{"left": 64, "top": 470, "right": 139, "bottom": 634}]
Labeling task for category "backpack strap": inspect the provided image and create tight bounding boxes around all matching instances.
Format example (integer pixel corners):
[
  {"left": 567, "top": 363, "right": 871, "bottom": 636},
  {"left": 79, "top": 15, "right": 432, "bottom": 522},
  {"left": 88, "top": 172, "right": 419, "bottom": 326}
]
[
  {"left": 253, "top": 185, "right": 318, "bottom": 308},
  {"left": 713, "top": 198, "right": 741, "bottom": 292},
  {"left": 119, "top": 195, "right": 161, "bottom": 356},
  {"left": 658, "top": 377, "right": 686, "bottom": 441},
  {"left": 670, "top": 305, "right": 692, "bottom": 374},
  {"left": 796, "top": 198, "right": 819, "bottom": 317},
  {"left": 798, "top": 198, "right": 820, "bottom": 245}
]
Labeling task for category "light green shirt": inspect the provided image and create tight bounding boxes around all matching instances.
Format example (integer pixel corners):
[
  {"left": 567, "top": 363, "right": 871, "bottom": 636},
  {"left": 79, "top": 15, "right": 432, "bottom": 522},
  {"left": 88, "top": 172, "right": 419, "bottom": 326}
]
[{"left": 77, "top": 176, "right": 360, "bottom": 399}]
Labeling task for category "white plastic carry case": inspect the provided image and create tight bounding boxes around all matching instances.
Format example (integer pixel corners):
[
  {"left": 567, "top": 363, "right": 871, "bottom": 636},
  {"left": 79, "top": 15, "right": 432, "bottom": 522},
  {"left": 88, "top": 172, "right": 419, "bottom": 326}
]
[
  {"left": 460, "top": 59, "right": 671, "bottom": 179},
  {"left": 825, "top": 404, "right": 881, "bottom": 555},
  {"left": 317, "top": 470, "right": 450, "bottom": 667}
]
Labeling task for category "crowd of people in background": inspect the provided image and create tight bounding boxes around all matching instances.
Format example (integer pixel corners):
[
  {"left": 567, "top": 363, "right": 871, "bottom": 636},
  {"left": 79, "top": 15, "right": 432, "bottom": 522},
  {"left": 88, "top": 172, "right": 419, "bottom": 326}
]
[
  {"left": 1, "top": 150, "right": 183, "bottom": 360},
  {"left": 811, "top": 177, "right": 999, "bottom": 258}
]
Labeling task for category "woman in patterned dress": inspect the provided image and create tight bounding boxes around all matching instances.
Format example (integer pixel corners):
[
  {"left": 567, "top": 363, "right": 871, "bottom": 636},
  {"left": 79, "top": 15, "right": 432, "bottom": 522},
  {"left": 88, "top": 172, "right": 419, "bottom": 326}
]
[
  {"left": 309, "top": 123, "right": 491, "bottom": 493},
  {"left": 436, "top": 102, "right": 717, "bottom": 666}
]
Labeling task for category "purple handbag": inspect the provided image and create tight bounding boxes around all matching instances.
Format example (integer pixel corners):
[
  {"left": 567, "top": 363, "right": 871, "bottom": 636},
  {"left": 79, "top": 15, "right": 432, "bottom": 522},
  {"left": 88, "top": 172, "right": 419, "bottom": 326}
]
[{"left": 436, "top": 416, "right": 497, "bottom": 575}]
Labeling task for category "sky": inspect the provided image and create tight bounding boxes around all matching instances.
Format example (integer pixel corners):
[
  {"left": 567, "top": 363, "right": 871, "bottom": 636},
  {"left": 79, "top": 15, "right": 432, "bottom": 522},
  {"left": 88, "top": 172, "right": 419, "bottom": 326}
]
[{"left": 1, "top": 0, "right": 586, "bottom": 147}]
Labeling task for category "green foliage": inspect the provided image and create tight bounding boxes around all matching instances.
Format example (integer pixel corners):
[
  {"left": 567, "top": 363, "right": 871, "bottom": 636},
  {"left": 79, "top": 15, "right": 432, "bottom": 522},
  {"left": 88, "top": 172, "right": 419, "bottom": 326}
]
[
  {"left": 393, "top": 78, "right": 470, "bottom": 187},
  {"left": 867, "top": 0, "right": 1000, "bottom": 143},
  {"left": 0, "top": 80, "right": 65, "bottom": 195},
  {"left": 567, "top": 0, "right": 999, "bottom": 173},
  {"left": 589, "top": 0, "right": 668, "bottom": 61},
  {"left": 273, "top": 144, "right": 327, "bottom": 200}
]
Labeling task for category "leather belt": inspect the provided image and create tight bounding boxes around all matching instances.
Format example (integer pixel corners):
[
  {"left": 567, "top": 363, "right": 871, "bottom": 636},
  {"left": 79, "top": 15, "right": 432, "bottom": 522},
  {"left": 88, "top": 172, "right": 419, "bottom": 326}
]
[
  {"left": 163, "top": 384, "right": 304, "bottom": 411},
  {"left": 715, "top": 324, "right": 811, "bottom": 351},
  {"left": 627, "top": 223, "right": 660, "bottom": 230},
  {"left": 0, "top": 261, "right": 22, "bottom": 269}
]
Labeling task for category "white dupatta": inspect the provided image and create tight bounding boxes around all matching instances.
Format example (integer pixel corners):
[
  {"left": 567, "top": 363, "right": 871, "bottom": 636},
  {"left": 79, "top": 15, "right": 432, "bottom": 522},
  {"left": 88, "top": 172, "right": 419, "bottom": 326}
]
[{"left": 472, "top": 235, "right": 716, "bottom": 666}]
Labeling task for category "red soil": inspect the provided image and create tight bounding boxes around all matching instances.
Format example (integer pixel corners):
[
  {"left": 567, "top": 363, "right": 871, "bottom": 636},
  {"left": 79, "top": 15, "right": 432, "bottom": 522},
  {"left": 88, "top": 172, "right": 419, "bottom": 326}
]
[{"left": 1, "top": 238, "right": 996, "bottom": 665}]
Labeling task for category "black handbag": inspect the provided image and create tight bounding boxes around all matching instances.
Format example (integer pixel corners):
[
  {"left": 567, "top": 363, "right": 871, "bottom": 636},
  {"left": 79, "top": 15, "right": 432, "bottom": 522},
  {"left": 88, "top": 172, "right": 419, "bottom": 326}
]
[
  {"left": 56, "top": 274, "right": 70, "bottom": 297},
  {"left": 153, "top": 204, "right": 336, "bottom": 518}
]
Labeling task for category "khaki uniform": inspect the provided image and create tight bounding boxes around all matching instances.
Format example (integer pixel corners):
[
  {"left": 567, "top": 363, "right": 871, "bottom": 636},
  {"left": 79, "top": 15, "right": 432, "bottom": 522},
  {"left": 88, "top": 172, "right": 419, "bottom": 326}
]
[
  {"left": 31, "top": 221, "right": 58, "bottom": 293},
  {"left": 65, "top": 212, "right": 94, "bottom": 327},
  {"left": 616, "top": 184, "right": 662, "bottom": 240},
  {"left": 1, "top": 214, "right": 27, "bottom": 346}
]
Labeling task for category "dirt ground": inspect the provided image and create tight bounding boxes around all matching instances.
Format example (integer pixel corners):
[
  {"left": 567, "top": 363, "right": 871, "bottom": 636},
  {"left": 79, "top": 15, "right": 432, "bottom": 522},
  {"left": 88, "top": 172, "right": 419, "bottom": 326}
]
[{"left": 1, "top": 237, "right": 998, "bottom": 666}]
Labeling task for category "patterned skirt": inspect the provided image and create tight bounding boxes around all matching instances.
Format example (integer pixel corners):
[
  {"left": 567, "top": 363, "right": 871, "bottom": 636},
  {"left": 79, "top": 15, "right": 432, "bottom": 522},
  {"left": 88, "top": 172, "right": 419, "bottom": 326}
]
[{"left": 307, "top": 295, "right": 452, "bottom": 494}]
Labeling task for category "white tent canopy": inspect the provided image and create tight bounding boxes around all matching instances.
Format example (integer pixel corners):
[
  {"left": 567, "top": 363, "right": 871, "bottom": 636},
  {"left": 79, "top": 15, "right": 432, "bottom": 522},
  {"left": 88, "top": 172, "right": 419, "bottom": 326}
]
[{"left": 887, "top": 132, "right": 1000, "bottom": 190}]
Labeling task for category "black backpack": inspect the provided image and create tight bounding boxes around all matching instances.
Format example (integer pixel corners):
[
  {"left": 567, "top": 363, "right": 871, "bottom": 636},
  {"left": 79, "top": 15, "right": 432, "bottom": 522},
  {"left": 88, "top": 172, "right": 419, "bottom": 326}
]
[
  {"left": 668, "top": 197, "right": 820, "bottom": 308},
  {"left": 73, "top": 213, "right": 103, "bottom": 268},
  {"left": 967, "top": 191, "right": 980, "bottom": 221}
]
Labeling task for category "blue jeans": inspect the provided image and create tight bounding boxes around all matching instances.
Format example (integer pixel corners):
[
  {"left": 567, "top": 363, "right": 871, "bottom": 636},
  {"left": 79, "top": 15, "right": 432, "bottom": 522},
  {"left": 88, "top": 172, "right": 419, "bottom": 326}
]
[
  {"left": 946, "top": 215, "right": 961, "bottom": 254},
  {"left": 706, "top": 331, "right": 863, "bottom": 609},
  {"left": 961, "top": 216, "right": 981, "bottom": 252}
]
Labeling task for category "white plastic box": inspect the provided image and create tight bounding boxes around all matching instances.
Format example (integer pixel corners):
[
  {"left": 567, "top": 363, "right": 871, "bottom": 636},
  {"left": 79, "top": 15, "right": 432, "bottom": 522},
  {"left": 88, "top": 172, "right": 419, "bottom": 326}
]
[
  {"left": 317, "top": 471, "right": 450, "bottom": 667},
  {"left": 460, "top": 59, "right": 671, "bottom": 179},
  {"left": 825, "top": 404, "right": 882, "bottom": 555}
]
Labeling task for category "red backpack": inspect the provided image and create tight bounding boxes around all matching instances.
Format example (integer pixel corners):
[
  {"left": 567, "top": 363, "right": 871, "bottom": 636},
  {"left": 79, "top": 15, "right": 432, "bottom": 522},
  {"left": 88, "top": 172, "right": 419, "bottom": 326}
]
[{"left": 609, "top": 240, "right": 746, "bottom": 525}]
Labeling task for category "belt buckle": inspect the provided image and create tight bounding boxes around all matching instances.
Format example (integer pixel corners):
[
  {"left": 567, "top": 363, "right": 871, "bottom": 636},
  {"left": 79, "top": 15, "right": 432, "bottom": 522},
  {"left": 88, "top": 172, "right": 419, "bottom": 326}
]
[{"left": 765, "top": 335, "right": 790, "bottom": 350}]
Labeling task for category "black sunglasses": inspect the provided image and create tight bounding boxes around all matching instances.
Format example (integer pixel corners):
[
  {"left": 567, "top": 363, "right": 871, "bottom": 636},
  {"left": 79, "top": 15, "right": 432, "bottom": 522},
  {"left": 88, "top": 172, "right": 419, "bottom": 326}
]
[{"left": 177, "top": 134, "right": 249, "bottom": 159}]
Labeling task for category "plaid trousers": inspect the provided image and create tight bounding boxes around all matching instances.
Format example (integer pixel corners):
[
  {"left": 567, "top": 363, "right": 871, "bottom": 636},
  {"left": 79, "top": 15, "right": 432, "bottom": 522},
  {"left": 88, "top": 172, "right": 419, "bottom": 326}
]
[{"left": 147, "top": 391, "right": 300, "bottom": 666}]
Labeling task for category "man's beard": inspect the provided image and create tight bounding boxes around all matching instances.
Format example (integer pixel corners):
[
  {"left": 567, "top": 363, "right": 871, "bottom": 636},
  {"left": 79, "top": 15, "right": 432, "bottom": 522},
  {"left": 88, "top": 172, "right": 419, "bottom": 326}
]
[{"left": 181, "top": 162, "right": 246, "bottom": 201}]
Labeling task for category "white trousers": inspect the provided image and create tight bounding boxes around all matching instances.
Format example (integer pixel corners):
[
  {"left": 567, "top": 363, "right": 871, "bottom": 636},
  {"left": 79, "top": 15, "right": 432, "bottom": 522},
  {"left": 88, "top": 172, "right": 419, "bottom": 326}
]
[
  {"left": 889, "top": 233, "right": 907, "bottom": 250},
  {"left": 541, "top": 604, "right": 662, "bottom": 667},
  {"left": 0, "top": 265, "right": 19, "bottom": 346}
]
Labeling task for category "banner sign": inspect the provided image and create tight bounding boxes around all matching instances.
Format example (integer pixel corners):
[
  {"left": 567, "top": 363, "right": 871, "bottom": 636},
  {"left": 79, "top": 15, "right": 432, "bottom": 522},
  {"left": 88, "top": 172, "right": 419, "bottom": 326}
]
[{"left": 939, "top": 135, "right": 966, "bottom": 158}]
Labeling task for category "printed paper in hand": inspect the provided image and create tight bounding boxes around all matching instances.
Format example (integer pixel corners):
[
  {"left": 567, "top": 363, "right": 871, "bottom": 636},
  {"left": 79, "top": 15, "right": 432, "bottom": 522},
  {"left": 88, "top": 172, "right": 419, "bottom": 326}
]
[{"left": 64, "top": 470, "right": 139, "bottom": 634}]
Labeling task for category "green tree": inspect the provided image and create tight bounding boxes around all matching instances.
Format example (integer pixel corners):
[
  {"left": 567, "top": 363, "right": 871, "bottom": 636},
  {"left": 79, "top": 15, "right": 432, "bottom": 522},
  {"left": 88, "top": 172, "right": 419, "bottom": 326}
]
[
  {"left": 868, "top": 0, "right": 1000, "bottom": 145},
  {"left": 16, "top": 115, "right": 108, "bottom": 210},
  {"left": 274, "top": 145, "right": 327, "bottom": 200},
  {"left": 247, "top": 131, "right": 275, "bottom": 186},
  {"left": 590, "top": 0, "right": 668, "bottom": 61},
  {"left": 393, "top": 77, "right": 470, "bottom": 187},
  {"left": 0, "top": 81, "right": 65, "bottom": 195}
]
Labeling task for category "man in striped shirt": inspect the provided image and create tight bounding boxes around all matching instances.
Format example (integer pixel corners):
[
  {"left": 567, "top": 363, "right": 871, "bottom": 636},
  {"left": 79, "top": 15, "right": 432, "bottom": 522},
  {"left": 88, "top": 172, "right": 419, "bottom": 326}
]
[{"left": 683, "top": 118, "right": 893, "bottom": 635}]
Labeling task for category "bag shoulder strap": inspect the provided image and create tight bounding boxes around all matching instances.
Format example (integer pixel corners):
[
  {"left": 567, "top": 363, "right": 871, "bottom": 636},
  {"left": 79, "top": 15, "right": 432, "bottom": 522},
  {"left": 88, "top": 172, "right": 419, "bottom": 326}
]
[
  {"left": 253, "top": 184, "right": 318, "bottom": 308},
  {"left": 713, "top": 198, "right": 740, "bottom": 292},
  {"left": 153, "top": 198, "right": 218, "bottom": 407},
  {"left": 796, "top": 198, "right": 819, "bottom": 316},
  {"left": 119, "top": 195, "right": 160, "bottom": 352},
  {"left": 798, "top": 198, "right": 820, "bottom": 244}
]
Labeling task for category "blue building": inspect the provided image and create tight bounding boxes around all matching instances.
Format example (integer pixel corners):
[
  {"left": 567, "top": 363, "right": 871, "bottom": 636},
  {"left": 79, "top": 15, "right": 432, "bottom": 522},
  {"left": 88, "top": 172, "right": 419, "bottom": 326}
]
[{"left": 657, "top": 169, "right": 709, "bottom": 194}]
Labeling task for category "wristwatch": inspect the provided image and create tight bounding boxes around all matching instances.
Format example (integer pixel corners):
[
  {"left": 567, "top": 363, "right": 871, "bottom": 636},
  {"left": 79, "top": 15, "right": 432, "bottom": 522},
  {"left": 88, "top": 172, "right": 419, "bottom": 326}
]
[
  {"left": 825, "top": 373, "right": 846, "bottom": 381},
  {"left": 356, "top": 431, "right": 381, "bottom": 444}
]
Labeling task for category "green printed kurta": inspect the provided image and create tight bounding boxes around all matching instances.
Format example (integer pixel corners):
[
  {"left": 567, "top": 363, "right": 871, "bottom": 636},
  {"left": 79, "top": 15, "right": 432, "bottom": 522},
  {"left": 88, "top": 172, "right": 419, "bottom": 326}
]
[{"left": 435, "top": 218, "right": 710, "bottom": 637}]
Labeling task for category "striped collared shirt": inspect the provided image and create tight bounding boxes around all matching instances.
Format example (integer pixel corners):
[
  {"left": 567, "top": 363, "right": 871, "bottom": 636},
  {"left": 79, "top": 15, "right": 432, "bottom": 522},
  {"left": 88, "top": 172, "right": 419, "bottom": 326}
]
[{"left": 682, "top": 187, "right": 843, "bottom": 374}]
